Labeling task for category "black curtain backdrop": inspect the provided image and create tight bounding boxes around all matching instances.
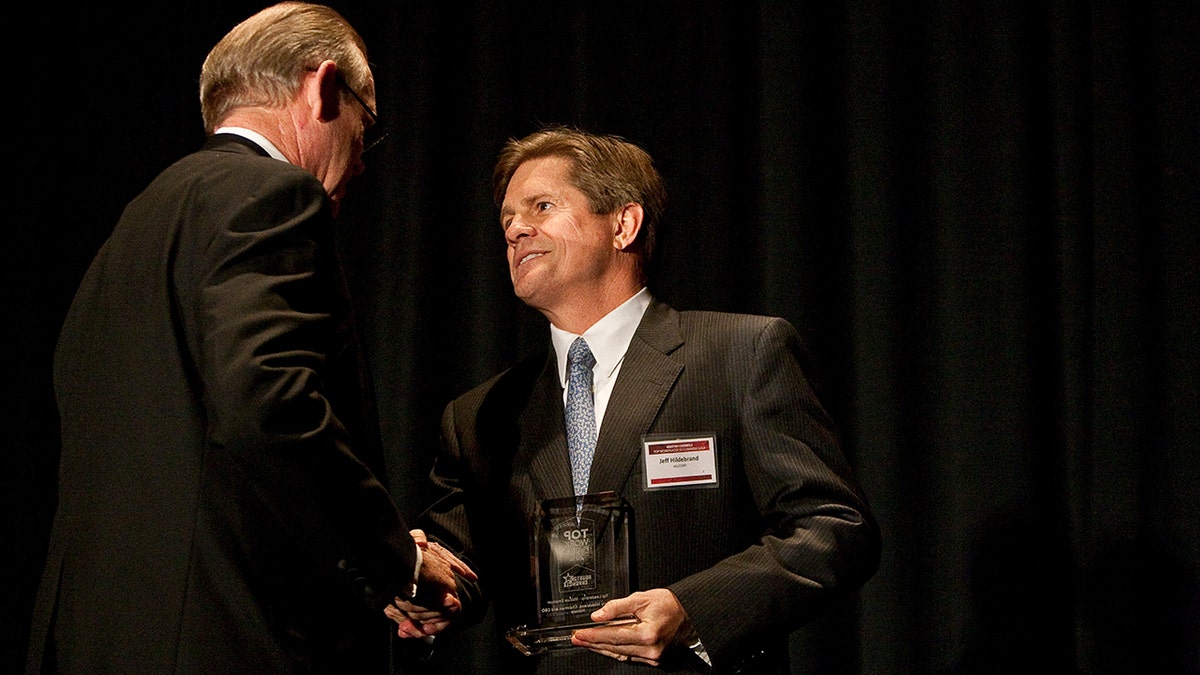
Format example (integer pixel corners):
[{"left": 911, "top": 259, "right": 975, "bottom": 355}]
[{"left": 8, "top": 1, "right": 1197, "bottom": 673}]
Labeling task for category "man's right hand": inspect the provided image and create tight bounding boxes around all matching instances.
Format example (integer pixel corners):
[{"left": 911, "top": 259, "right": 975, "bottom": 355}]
[{"left": 388, "top": 529, "right": 477, "bottom": 638}]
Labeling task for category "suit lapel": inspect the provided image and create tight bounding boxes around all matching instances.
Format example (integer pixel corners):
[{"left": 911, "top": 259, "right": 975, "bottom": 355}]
[
  {"left": 516, "top": 353, "right": 576, "bottom": 502},
  {"left": 588, "top": 300, "right": 684, "bottom": 497}
]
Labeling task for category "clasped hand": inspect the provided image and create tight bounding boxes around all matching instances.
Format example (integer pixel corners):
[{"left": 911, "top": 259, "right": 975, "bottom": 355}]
[{"left": 385, "top": 529, "right": 477, "bottom": 639}]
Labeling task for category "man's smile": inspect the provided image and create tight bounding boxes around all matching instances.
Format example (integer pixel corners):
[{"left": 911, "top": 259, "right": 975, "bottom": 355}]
[{"left": 517, "top": 251, "right": 544, "bottom": 267}]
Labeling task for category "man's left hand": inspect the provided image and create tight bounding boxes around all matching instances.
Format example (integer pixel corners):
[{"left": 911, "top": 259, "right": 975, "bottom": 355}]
[{"left": 570, "top": 588, "right": 694, "bottom": 666}]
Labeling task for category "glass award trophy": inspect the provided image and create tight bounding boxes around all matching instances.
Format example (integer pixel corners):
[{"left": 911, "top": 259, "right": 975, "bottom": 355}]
[{"left": 506, "top": 491, "right": 636, "bottom": 656}]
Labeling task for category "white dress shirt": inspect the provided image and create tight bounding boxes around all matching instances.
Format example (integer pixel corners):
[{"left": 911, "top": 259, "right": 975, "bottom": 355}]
[{"left": 550, "top": 287, "right": 652, "bottom": 433}]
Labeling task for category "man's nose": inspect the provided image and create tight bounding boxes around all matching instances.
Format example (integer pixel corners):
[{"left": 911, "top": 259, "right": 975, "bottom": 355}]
[{"left": 505, "top": 216, "right": 533, "bottom": 242}]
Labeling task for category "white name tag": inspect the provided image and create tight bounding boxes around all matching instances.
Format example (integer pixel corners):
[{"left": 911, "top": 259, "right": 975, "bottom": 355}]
[{"left": 642, "top": 435, "right": 718, "bottom": 489}]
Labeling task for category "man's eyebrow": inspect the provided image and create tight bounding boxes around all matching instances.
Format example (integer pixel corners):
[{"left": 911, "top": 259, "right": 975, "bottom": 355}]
[
  {"left": 506, "top": 193, "right": 553, "bottom": 212},
  {"left": 500, "top": 191, "right": 558, "bottom": 224},
  {"left": 522, "top": 192, "right": 552, "bottom": 205}
]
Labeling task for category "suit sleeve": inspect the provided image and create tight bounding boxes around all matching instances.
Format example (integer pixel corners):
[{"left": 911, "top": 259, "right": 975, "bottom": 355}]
[
  {"left": 415, "top": 396, "right": 489, "bottom": 625},
  {"left": 668, "top": 317, "right": 881, "bottom": 666},
  {"left": 191, "top": 168, "right": 418, "bottom": 609}
]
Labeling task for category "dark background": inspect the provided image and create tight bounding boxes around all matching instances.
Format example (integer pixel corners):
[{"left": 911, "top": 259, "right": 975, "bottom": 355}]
[{"left": 7, "top": 1, "right": 1198, "bottom": 673}]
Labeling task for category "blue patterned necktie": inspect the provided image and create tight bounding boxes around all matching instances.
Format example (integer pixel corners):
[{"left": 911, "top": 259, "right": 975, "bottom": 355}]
[{"left": 565, "top": 337, "right": 598, "bottom": 496}]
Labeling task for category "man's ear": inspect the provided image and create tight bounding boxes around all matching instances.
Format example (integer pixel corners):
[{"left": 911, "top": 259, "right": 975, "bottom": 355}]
[
  {"left": 307, "top": 59, "right": 342, "bottom": 123},
  {"left": 613, "top": 203, "right": 644, "bottom": 251}
]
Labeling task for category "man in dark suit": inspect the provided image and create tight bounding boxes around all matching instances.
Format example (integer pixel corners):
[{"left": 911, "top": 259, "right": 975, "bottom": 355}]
[
  {"left": 26, "top": 3, "right": 469, "bottom": 673},
  {"left": 391, "top": 126, "right": 882, "bottom": 673}
]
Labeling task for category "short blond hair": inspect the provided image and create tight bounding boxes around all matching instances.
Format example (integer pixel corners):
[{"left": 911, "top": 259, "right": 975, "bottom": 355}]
[{"left": 199, "top": 2, "right": 370, "bottom": 132}]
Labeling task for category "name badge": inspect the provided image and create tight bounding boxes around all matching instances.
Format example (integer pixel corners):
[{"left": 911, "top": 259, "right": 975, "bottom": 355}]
[{"left": 642, "top": 434, "right": 718, "bottom": 490}]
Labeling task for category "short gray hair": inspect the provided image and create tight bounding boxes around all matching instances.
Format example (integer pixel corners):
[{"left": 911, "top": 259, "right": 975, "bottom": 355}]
[{"left": 199, "top": 2, "right": 370, "bottom": 133}]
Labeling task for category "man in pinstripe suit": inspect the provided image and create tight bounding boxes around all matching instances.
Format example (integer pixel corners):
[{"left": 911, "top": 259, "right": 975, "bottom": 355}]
[{"left": 392, "top": 126, "right": 881, "bottom": 674}]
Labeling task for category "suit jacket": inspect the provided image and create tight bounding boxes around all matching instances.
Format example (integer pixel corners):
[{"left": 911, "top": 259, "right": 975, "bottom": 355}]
[
  {"left": 27, "top": 135, "right": 416, "bottom": 674},
  {"left": 422, "top": 299, "right": 881, "bottom": 674}
]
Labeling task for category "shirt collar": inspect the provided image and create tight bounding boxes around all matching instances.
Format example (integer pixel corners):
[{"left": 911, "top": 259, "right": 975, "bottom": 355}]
[
  {"left": 214, "top": 126, "right": 289, "bottom": 163},
  {"left": 551, "top": 288, "right": 652, "bottom": 387}
]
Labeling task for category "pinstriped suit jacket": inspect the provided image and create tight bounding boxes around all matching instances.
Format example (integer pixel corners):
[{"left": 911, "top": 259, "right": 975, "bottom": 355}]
[{"left": 423, "top": 298, "right": 881, "bottom": 674}]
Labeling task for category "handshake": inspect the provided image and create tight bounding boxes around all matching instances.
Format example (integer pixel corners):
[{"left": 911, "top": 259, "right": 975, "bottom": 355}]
[{"left": 385, "top": 529, "right": 477, "bottom": 639}]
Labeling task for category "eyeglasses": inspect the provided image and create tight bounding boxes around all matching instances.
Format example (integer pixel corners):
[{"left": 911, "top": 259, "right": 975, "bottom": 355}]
[{"left": 336, "top": 72, "right": 388, "bottom": 154}]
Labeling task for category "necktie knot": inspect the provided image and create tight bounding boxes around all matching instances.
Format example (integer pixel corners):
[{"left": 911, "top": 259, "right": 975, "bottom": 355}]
[{"left": 568, "top": 337, "right": 596, "bottom": 371}]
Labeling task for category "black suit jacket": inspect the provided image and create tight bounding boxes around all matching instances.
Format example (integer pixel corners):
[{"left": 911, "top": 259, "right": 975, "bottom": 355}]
[
  {"left": 27, "top": 135, "right": 416, "bottom": 673},
  {"left": 423, "top": 299, "right": 881, "bottom": 674}
]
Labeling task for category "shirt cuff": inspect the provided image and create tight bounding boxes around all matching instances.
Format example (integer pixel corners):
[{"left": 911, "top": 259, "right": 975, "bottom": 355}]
[
  {"left": 688, "top": 635, "right": 713, "bottom": 668},
  {"left": 407, "top": 541, "right": 423, "bottom": 599}
]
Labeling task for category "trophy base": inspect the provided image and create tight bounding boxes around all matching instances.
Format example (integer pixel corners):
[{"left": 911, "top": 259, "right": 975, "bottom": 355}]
[{"left": 506, "top": 617, "right": 640, "bottom": 656}]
